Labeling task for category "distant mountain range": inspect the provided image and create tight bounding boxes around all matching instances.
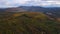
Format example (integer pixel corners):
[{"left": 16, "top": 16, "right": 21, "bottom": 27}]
[{"left": 0, "top": 6, "right": 60, "bottom": 18}]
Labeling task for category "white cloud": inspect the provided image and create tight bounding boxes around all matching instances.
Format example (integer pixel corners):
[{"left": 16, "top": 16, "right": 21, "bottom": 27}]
[
  {"left": 0, "top": 0, "right": 60, "bottom": 8},
  {"left": 33, "top": 1, "right": 60, "bottom": 7},
  {"left": 0, "top": 0, "right": 31, "bottom": 8}
]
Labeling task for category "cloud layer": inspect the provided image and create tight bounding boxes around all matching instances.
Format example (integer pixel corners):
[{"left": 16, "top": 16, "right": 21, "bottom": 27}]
[{"left": 0, "top": 0, "right": 60, "bottom": 8}]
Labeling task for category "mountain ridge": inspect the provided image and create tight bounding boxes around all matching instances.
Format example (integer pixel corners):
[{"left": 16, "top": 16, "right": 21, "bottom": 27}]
[{"left": 0, "top": 6, "right": 60, "bottom": 18}]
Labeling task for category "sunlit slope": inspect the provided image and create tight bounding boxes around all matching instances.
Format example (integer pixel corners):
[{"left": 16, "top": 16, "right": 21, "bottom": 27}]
[{"left": 0, "top": 12, "right": 59, "bottom": 34}]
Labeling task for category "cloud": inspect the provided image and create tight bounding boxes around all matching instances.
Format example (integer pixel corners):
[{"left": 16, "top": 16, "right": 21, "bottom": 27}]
[
  {"left": 0, "top": 0, "right": 31, "bottom": 8},
  {"left": 21, "top": 0, "right": 60, "bottom": 7},
  {"left": 0, "top": 0, "right": 60, "bottom": 8},
  {"left": 31, "top": 0, "right": 60, "bottom": 7}
]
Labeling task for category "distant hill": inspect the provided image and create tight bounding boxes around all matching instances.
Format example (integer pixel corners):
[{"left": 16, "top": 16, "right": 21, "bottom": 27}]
[
  {"left": 19, "top": 6, "right": 60, "bottom": 18},
  {"left": 0, "top": 6, "right": 60, "bottom": 18}
]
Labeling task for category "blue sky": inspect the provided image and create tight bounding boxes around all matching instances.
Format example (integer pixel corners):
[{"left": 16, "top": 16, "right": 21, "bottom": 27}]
[{"left": 0, "top": 0, "right": 60, "bottom": 8}]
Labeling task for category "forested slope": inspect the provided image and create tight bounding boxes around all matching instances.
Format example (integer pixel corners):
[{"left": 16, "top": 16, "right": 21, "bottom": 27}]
[{"left": 0, "top": 12, "right": 60, "bottom": 34}]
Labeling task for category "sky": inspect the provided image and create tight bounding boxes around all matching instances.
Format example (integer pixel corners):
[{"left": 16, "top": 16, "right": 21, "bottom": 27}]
[{"left": 0, "top": 0, "right": 60, "bottom": 8}]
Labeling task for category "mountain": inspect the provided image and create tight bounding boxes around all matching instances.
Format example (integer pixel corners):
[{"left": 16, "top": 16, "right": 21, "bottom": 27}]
[
  {"left": 0, "top": 6, "right": 60, "bottom": 34},
  {"left": 0, "top": 6, "right": 60, "bottom": 18},
  {"left": 0, "top": 12, "right": 59, "bottom": 34},
  {"left": 18, "top": 6, "right": 46, "bottom": 12}
]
